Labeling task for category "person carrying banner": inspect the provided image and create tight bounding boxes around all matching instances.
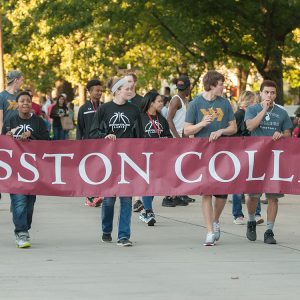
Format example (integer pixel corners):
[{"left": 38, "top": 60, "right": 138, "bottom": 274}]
[
  {"left": 244, "top": 80, "right": 292, "bottom": 244},
  {"left": 184, "top": 70, "right": 237, "bottom": 246},
  {"left": 89, "top": 76, "right": 142, "bottom": 247},
  {"left": 77, "top": 79, "right": 103, "bottom": 207},
  {"left": 138, "top": 90, "right": 172, "bottom": 226},
  {"left": 1, "top": 91, "right": 49, "bottom": 248}
]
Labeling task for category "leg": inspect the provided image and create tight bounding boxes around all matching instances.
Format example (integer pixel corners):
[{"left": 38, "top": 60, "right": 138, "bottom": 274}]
[
  {"left": 101, "top": 197, "right": 116, "bottom": 235},
  {"left": 232, "top": 194, "right": 244, "bottom": 219},
  {"left": 255, "top": 197, "right": 262, "bottom": 216},
  {"left": 26, "top": 195, "right": 36, "bottom": 231},
  {"left": 142, "top": 196, "right": 154, "bottom": 211},
  {"left": 202, "top": 195, "right": 213, "bottom": 233},
  {"left": 213, "top": 196, "right": 227, "bottom": 223},
  {"left": 10, "top": 194, "right": 30, "bottom": 234},
  {"left": 246, "top": 195, "right": 259, "bottom": 241},
  {"left": 267, "top": 197, "right": 278, "bottom": 226},
  {"left": 118, "top": 197, "right": 132, "bottom": 241}
]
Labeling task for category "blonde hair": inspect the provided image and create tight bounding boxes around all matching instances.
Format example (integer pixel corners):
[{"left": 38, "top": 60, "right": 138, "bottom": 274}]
[{"left": 238, "top": 91, "right": 256, "bottom": 109}]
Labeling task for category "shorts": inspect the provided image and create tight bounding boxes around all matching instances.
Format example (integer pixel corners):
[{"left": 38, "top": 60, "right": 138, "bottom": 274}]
[
  {"left": 213, "top": 194, "right": 228, "bottom": 199},
  {"left": 247, "top": 193, "right": 284, "bottom": 199}
]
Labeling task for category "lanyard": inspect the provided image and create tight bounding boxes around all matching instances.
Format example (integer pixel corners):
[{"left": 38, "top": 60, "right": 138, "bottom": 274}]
[
  {"left": 90, "top": 100, "right": 98, "bottom": 112},
  {"left": 147, "top": 112, "right": 161, "bottom": 137}
]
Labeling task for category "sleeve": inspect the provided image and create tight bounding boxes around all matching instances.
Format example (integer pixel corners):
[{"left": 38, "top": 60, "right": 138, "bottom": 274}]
[
  {"left": 185, "top": 101, "right": 197, "bottom": 124},
  {"left": 244, "top": 105, "right": 257, "bottom": 121},
  {"left": 76, "top": 106, "right": 84, "bottom": 140},
  {"left": 282, "top": 112, "right": 293, "bottom": 131},
  {"left": 234, "top": 111, "right": 243, "bottom": 132},
  {"left": 50, "top": 106, "right": 58, "bottom": 119},
  {"left": 89, "top": 106, "right": 107, "bottom": 139},
  {"left": 132, "top": 110, "right": 143, "bottom": 138},
  {"left": 160, "top": 115, "right": 172, "bottom": 138},
  {"left": 0, "top": 98, "right": 4, "bottom": 111},
  {"left": 31, "top": 117, "right": 50, "bottom": 140}
]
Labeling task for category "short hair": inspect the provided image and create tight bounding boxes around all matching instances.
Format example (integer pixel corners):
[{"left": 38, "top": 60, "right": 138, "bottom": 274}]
[
  {"left": 164, "top": 86, "right": 171, "bottom": 94},
  {"left": 260, "top": 80, "right": 277, "bottom": 92},
  {"left": 203, "top": 70, "right": 225, "bottom": 91},
  {"left": 16, "top": 91, "right": 32, "bottom": 102},
  {"left": 86, "top": 79, "right": 102, "bottom": 92},
  {"left": 126, "top": 72, "right": 137, "bottom": 82}
]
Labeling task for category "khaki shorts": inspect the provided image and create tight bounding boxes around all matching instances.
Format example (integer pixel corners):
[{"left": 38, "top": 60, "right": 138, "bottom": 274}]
[{"left": 247, "top": 193, "right": 284, "bottom": 199}]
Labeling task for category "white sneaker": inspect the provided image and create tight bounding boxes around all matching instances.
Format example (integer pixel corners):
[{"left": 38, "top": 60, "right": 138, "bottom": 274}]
[
  {"left": 213, "top": 222, "right": 221, "bottom": 241},
  {"left": 233, "top": 216, "right": 246, "bottom": 225},
  {"left": 203, "top": 233, "right": 215, "bottom": 246},
  {"left": 15, "top": 232, "right": 31, "bottom": 248},
  {"left": 255, "top": 215, "right": 264, "bottom": 225}
]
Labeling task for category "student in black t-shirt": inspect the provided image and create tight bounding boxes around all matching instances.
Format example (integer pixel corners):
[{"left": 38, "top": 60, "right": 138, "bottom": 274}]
[
  {"left": 2, "top": 91, "right": 49, "bottom": 249},
  {"left": 89, "top": 76, "right": 142, "bottom": 247},
  {"left": 138, "top": 91, "right": 172, "bottom": 226},
  {"left": 77, "top": 79, "right": 104, "bottom": 207}
]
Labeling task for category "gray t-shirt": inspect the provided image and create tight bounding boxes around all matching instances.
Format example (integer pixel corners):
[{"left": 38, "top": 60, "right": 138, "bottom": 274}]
[
  {"left": 185, "top": 95, "right": 235, "bottom": 137},
  {"left": 245, "top": 103, "right": 292, "bottom": 136},
  {"left": 0, "top": 90, "right": 18, "bottom": 123}
]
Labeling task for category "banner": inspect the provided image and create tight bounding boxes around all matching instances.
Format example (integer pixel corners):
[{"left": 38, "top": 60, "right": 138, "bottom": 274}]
[{"left": 0, "top": 135, "right": 299, "bottom": 197}]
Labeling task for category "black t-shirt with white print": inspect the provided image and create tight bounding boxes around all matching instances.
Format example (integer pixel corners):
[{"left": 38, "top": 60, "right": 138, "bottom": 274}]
[
  {"left": 2, "top": 113, "right": 50, "bottom": 140},
  {"left": 89, "top": 101, "right": 142, "bottom": 139},
  {"left": 140, "top": 112, "right": 172, "bottom": 138}
]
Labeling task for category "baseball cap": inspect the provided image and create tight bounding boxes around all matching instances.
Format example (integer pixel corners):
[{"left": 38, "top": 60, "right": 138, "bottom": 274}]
[
  {"left": 176, "top": 75, "right": 190, "bottom": 91},
  {"left": 7, "top": 70, "right": 23, "bottom": 84}
]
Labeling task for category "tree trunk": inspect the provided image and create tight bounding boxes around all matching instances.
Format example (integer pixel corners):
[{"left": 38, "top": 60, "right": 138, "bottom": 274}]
[
  {"left": 257, "top": 44, "right": 284, "bottom": 106},
  {"left": 236, "top": 66, "right": 249, "bottom": 98},
  {"left": 0, "top": 11, "right": 5, "bottom": 91},
  {"left": 78, "top": 84, "right": 86, "bottom": 106}
]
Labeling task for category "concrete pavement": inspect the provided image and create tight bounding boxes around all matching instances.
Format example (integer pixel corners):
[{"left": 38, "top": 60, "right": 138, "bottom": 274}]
[{"left": 1, "top": 193, "right": 300, "bottom": 300}]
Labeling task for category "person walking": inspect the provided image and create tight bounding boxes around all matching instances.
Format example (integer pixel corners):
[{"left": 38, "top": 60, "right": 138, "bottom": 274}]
[{"left": 89, "top": 76, "right": 142, "bottom": 247}]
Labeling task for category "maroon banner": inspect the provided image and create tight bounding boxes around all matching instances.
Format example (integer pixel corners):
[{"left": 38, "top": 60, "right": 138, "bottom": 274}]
[{"left": 0, "top": 135, "right": 299, "bottom": 197}]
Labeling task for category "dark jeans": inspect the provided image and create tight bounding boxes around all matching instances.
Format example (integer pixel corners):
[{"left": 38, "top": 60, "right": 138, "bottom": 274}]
[
  {"left": 10, "top": 194, "right": 36, "bottom": 234},
  {"left": 102, "top": 197, "right": 132, "bottom": 240},
  {"left": 53, "top": 127, "right": 68, "bottom": 140},
  {"left": 232, "top": 194, "right": 261, "bottom": 218}
]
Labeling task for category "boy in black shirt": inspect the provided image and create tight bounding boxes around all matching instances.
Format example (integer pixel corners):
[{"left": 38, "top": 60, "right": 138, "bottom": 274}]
[{"left": 2, "top": 91, "right": 49, "bottom": 248}]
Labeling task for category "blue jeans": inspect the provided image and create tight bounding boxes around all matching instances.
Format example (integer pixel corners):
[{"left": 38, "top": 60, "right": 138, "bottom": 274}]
[
  {"left": 102, "top": 197, "right": 132, "bottom": 240},
  {"left": 10, "top": 194, "right": 36, "bottom": 234},
  {"left": 142, "top": 196, "right": 154, "bottom": 211},
  {"left": 53, "top": 127, "right": 68, "bottom": 140},
  {"left": 232, "top": 194, "right": 261, "bottom": 218}
]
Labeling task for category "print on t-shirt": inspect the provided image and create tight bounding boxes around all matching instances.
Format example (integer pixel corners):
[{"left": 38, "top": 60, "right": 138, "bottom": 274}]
[
  {"left": 200, "top": 108, "right": 224, "bottom": 122},
  {"left": 144, "top": 120, "right": 163, "bottom": 137},
  {"left": 109, "top": 112, "right": 131, "bottom": 132},
  {"left": 11, "top": 124, "right": 34, "bottom": 138}
]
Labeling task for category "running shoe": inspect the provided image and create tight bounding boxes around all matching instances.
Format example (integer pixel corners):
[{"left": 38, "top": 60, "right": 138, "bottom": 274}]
[
  {"left": 133, "top": 200, "right": 144, "bottom": 212},
  {"left": 203, "top": 233, "right": 215, "bottom": 246},
  {"left": 264, "top": 229, "right": 277, "bottom": 244},
  {"left": 246, "top": 221, "right": 257, "bottom": 241},
  {"left": 117, "top": 239, "right": 133, "bottom": 247}
]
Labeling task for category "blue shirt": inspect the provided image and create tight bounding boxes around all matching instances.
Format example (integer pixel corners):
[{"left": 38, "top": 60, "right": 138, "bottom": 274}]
[{"left": 185, "top": 95, "right": 235, "bottom": 137}]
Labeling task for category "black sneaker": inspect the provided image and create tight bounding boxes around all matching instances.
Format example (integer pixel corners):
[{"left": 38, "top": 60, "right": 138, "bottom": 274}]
[
  {"left": 181, "top": 195, "right": 196, "bottom": 202},
  {"left": 264, "top": 229, "right": 277, "bottom": 244},
  {"left": 117, "top": 239, "right": 133, "bottom": 247},
  {"left": 174, "top": 196, "right": 189, "bottom": 206},
  {"left": 133, "top": 200, "right": 144, "bottom": 212},
  {"left": 246, "top": 221, "right": 257, "bottom": 241},
  {"left": 162, "top": 196, "right": 176, "bottom": 207},
  {"left": 102, "top": 233, "right": 112, "bottom": 243}
]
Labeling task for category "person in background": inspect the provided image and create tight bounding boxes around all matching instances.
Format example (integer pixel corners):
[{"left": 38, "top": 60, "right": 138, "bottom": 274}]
[
  {"left": 232, "top": 91, "right": 263, "bottom": 225},
  {"left": 50, "top": 94, "right": 69, "bottom": 140},
  {"left": 138, "top": 90, "right": 173, "bottom": 226},
  {"left": 77, "top": 79, "right": 103, "bottom": 207}
]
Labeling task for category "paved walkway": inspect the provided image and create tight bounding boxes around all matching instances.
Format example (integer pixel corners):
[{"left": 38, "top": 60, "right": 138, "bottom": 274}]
[{"left": 0, "top": 193, "right": 300, "bottom": 300}]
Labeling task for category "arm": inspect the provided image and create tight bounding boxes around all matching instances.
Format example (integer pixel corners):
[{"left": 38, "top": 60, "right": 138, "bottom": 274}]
[
  {"left": 76, "top": 107, "right": 84, "bottom": 140},
  {"left": 208, "top": 120, "right": 237, "bottom": 142},
  {"left": 246, "top": 102, "right": 268, "bottom": 132},
  {"left": 184, "top": 115, "right": 213, "bottom": 136},
  {"left": 89, "top": 107, "right": 107, "bottom": 139},
  {"left": 0, "top": 109, "right": 3, "bottom": 133},
  {"left": 167, "top": 97, "right": 181, "bottom": 138}
]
